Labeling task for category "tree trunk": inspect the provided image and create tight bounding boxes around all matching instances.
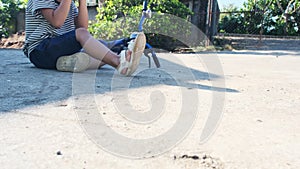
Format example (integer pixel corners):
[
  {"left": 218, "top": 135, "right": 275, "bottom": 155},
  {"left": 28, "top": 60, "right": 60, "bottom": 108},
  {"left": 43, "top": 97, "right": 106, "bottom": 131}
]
[{"left": 284, "top": 14, "right": 288, "bottom": 35}]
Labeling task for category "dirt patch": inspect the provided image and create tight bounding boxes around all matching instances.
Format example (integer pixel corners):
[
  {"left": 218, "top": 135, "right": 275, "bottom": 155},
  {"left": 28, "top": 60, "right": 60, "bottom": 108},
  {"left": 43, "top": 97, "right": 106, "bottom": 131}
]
[
  {"left": 214, "top": 36, "right": 300, "bottom": 50},
  {"left": 174, "top": 154, "right": 224, "bottom": 169},
  {"left": 0, "top": 32, "right": 25, "bottom": 49}
]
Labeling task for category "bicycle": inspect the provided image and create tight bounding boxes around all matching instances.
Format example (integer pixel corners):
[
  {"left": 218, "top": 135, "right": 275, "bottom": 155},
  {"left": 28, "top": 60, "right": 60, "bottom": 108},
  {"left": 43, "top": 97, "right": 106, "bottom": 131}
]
[{"left": 99, "top": 0, "right": 161, "bottom": 68}]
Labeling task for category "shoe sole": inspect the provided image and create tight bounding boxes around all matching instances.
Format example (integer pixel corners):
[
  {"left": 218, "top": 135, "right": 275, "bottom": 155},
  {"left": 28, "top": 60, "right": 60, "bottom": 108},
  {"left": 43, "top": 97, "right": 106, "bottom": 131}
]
[
  {"left": 125, "top": 33, "right": 146, "bottom": 76},
  {"left": 56, "top": 52, "right": 90, "bottom": 73}
]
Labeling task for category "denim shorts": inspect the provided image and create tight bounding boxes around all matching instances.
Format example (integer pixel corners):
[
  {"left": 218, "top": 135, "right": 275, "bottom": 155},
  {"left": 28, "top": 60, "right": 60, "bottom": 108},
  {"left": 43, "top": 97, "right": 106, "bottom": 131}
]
[{"left": 29, "top": 30, "right": 82, "bottom": 69}]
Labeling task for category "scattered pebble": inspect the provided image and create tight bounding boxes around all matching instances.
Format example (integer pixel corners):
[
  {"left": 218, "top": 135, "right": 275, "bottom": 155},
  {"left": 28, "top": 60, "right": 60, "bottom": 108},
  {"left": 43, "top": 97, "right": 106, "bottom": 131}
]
[
  {"left": 59, "top": 103, "right": 68, "bottom": 107},
  {"left": 257, "top": 119, "right": 263, "bottom": 123},
  {"left": 56, "top": 151, "right": 62, "bottom": 156},
  {"left": 180, "top": 154, "right": 200, "bottom": 160}
]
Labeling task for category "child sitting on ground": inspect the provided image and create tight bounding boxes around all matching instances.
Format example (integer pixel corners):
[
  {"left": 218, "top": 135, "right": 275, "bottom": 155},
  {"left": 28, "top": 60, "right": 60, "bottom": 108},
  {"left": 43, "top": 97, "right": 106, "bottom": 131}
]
[{"left": 23, "top": 0, "right": 145, "bottom": 76}]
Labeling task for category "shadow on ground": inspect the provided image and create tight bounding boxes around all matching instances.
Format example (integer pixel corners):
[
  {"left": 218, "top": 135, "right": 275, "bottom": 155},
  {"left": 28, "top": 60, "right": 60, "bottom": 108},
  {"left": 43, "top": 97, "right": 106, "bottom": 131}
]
[{"left": 0, "top": 49, "right": 238, "bottom": 113}]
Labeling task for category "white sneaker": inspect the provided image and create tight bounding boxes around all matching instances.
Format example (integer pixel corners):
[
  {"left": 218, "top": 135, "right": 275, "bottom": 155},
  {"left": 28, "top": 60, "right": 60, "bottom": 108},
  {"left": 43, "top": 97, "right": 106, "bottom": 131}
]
[
  {"left": 117, "top": 32, "right": 146, "bottom": 76},
  {"left": 56, "top": 52, "right": 90, "bottom": 73}
]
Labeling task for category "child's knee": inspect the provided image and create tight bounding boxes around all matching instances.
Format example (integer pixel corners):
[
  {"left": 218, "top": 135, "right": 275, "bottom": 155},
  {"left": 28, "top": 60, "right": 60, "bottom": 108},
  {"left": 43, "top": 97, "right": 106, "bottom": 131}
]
[{"left": 75, "top": 28, "right": 91, "bottom": 43}]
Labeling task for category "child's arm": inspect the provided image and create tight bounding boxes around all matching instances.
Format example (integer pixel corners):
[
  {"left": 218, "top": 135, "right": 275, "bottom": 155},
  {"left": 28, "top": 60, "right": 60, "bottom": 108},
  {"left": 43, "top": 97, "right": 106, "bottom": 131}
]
[
  {"left": 40, "top": 0, "right": 72, "bottom": 28},
  {"left": 75, "top": 0, "right": 89, "bottom": 29}
]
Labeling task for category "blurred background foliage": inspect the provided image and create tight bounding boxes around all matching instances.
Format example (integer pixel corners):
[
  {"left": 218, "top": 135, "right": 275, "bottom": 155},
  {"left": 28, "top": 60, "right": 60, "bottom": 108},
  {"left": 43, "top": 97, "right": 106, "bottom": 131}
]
[
  {"left": 89, "top": 0, "right": 193, "bottom": 51},
  {"left": 0, "top": 0, "right": 26, "bottom": 38}
]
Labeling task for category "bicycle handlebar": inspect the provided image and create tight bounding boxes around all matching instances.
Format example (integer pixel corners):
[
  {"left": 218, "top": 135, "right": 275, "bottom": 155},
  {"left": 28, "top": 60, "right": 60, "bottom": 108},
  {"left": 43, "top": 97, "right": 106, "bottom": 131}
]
[
  {"left": 139, "top": 0, "right": 151, "bottom": 32},
  {"left": 143, "top": 0, "right": 148, "bottom": 11}
]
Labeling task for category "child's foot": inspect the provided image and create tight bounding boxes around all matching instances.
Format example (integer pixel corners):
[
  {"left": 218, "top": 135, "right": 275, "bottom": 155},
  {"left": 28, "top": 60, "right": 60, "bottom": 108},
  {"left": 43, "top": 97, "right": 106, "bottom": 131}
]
[
  {"left": 56, "top": 52, "right": 90, "bottom": 73},
  {"left": 117, "top": 32, "right": 146, "bottom": 76}
]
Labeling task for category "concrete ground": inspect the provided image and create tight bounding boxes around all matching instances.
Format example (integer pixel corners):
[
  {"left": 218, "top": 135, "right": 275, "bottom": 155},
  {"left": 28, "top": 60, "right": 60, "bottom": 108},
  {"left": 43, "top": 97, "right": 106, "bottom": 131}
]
[{"left": 0, "top": 49, "right": 299, "bottom": 169}]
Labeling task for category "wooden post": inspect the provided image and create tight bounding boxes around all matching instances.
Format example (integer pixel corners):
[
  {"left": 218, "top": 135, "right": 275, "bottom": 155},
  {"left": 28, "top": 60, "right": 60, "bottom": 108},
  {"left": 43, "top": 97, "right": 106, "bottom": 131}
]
[{"left": 205, "top": 0, "right": 213, "bottom": 47}]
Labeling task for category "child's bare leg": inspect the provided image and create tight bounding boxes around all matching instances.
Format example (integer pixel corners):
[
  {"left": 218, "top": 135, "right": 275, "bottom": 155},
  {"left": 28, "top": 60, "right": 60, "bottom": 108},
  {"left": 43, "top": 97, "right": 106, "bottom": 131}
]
[
  {"left": 87, "top": 57, "right": 106, "bottom": 70},
  {"left": 75, "top": 28, "right": 120, "bottom": 68},
  {"left": 74, "top": 27, "right": 145, "bottom": 76}
]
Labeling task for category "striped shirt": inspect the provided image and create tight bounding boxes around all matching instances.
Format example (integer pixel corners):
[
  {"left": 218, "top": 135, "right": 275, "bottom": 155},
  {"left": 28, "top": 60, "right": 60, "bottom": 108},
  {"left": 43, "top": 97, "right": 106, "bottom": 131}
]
[{"left": 23, "top": 0, "right": 78, "bottom": 57}]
